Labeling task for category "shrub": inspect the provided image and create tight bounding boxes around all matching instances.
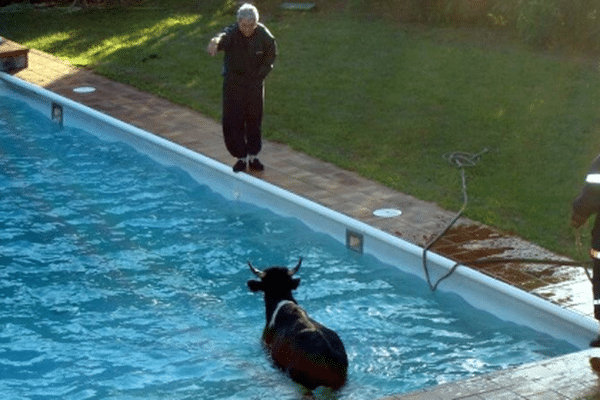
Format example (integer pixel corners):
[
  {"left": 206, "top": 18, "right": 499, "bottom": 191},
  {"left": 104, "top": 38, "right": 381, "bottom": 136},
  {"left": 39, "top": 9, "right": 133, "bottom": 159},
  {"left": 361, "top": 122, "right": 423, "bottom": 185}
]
[
  {"left": 488, "top": 0, "right": 599, "bottom": 51},
  {"left": 556, "top": 0, "right": 600, "bottom": 52},
  {"left": 303, "top": 0, "right": 600, "bottom": 52}
]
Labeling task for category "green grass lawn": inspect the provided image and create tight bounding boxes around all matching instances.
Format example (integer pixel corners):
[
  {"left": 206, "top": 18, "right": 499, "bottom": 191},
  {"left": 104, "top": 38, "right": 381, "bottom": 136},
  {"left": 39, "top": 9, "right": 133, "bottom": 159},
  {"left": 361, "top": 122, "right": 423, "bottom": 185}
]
[{"left": 2, "top": 1, "right": 600, "bottom": 259}]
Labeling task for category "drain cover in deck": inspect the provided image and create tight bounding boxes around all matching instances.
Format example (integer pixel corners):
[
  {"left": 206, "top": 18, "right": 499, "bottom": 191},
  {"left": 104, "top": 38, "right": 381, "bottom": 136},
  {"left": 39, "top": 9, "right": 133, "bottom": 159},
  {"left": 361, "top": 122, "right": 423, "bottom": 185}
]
[
  {"left": 73, "top": 86, "right": 96, "bottom": 93},
  {"left": 373, "top": 208, "right": 402, "bottom": 218}
]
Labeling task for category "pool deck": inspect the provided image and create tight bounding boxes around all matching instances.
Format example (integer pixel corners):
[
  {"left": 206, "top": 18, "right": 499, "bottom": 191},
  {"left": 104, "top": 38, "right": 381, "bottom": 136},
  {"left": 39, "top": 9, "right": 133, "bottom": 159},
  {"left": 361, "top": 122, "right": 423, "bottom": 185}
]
[{"left": 7, "top": 40, "right": 600, "bottom": 399}]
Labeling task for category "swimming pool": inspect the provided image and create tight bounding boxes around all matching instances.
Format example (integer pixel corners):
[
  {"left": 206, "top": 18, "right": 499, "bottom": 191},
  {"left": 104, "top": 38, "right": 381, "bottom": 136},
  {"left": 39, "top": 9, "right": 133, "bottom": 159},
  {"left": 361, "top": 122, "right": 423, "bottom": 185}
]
[{"left": 0, "top": 73, "right": 596, "bottom": 399}]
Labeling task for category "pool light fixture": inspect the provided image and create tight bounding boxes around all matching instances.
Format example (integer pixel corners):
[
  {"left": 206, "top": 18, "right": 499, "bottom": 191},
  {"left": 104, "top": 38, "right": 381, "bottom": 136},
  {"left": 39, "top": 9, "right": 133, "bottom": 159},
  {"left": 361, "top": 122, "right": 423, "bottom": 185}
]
[
  {"left": 346, "top": 229, "right": 364, "bottom": 254},
  {"left": 51, "top": 102, "right": 63, "bottom": 127}
]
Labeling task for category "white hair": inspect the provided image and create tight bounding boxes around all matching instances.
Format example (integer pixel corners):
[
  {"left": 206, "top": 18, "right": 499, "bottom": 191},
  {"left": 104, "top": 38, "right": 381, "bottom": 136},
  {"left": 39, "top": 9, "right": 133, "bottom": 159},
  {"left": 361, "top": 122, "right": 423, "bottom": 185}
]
[{"left": 237, "top": 3, "right": 259, "bottom": 22}]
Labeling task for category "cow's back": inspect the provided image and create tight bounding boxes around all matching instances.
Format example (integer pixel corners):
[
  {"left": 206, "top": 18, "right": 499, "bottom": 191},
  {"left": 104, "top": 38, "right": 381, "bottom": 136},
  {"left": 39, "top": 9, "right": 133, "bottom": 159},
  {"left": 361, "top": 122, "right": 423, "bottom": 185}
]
[{"left": 264, "top": 302, "right": 348, "bottom": 390}]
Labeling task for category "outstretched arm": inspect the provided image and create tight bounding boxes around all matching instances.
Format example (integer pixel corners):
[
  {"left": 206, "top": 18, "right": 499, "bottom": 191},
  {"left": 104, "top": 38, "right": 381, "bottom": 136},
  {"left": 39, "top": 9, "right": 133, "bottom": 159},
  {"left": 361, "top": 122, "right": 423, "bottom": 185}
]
[
  {"left": 207, "top": 33, "right": 225, "bottom": 57},
  {"left": 572, "top": 185, "right": 600, "bottom": 228}
]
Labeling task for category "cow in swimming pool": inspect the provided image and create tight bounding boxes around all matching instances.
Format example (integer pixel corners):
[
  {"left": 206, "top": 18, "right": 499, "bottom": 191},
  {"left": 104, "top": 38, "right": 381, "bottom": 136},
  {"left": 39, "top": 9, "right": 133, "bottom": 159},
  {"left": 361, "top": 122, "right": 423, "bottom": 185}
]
[{"left": 247, "top": 257, "right": 348, "bottom": 392}]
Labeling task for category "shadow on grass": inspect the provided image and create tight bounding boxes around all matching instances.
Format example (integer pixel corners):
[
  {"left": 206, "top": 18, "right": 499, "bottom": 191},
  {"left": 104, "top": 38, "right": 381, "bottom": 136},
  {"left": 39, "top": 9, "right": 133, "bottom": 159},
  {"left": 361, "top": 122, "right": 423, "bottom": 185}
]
[{"left": 0, "top": 0, "right": 236, "bottom": 115}]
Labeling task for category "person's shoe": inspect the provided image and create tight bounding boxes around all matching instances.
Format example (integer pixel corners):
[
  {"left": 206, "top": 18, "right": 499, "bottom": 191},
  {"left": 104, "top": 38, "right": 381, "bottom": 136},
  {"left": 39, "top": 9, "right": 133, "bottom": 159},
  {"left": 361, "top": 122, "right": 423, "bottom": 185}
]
[
  {"left": 591, "top": 336, "right": 600, "bottom": 348},
  {"left": 233, "top": 159, "right": 246, "bottom": 173},
  {"left": 248, "top": 158, "right": 264, "bottom": 171}
]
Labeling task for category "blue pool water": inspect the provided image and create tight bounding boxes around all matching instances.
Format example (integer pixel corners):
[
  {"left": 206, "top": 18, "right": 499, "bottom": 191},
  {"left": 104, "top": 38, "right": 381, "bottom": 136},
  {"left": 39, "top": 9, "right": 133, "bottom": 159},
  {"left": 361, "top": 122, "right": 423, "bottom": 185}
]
[{"left": 0, "top": 96, "right": 577, "bottom": 399}]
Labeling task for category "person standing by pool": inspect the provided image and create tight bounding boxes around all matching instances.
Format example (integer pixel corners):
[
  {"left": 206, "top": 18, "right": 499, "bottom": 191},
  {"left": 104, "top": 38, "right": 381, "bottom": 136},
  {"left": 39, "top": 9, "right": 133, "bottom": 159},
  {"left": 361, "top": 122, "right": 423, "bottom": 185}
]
[
  {"left": 207, "top": 3, "right": 277, "bottom": 173},
  {"left": 572, "top": 154, "right": 600, "bottom": 346}
]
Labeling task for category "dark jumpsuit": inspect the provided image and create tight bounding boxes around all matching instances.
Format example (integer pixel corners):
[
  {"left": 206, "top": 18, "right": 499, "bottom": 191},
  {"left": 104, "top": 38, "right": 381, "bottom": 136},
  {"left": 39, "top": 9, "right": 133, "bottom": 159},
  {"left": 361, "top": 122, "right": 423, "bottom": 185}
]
[
  {"left": 572, "top": 155, "right": 600, "bottom": 320},
  {"left": 217, "top": 23, "right": 277, "bottom": 159}
]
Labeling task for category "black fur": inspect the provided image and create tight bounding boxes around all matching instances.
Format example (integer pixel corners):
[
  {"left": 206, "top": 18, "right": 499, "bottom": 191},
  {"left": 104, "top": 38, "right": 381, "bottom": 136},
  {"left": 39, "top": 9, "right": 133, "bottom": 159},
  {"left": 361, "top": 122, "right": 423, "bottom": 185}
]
[{"left": 247, "top": 259, "right": 348, "bottom": 391}]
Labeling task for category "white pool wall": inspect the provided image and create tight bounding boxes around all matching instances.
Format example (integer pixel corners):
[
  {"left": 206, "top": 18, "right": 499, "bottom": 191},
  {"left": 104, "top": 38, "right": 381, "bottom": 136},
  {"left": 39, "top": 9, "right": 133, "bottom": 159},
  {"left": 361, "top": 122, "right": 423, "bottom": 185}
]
[{"left": 2, "top": 72, "right": 597, "bottom": 349}]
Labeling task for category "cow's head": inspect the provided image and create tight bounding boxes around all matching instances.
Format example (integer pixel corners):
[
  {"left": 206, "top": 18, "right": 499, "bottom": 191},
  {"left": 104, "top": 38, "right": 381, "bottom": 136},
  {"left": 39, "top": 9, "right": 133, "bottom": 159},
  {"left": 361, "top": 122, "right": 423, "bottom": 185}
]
[{"left": 247, "top": 257, "right": 303, "bottom": 295}]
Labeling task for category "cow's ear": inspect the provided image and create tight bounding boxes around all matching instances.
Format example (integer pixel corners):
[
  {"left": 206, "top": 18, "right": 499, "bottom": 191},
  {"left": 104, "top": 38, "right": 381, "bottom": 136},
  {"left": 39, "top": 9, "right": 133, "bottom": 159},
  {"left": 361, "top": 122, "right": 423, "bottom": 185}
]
[
  {"left": 247, "top": 280, "right": 264, "bottom": 293},
  {"left": 291, "top": 278, "right": 301, "bottom": 290}
]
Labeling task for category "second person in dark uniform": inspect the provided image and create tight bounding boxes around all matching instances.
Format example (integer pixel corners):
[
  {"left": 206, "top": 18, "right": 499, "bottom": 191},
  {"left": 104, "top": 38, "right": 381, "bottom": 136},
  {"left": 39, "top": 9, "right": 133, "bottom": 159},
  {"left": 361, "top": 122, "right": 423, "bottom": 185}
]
[{"left": 572, "top": 154, "right": 600, "bottom": 346}]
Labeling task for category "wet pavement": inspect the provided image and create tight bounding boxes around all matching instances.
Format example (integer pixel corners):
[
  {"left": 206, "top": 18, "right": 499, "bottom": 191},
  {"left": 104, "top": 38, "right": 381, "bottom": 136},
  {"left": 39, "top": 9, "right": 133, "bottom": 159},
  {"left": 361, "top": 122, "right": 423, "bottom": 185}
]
[
  {"left": 382, "top": 348, "right": 600, "bottom": 399},
  {"left": 4, "top": 40, "right": 600, "bottom": 399}
]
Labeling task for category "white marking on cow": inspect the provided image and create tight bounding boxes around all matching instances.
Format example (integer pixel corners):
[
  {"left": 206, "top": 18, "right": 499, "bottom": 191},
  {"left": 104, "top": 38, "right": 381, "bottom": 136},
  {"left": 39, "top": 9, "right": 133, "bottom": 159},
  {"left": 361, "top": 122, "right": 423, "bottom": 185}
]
[{"left": 269, "top": 300, "right": 295, "bottom": 328}]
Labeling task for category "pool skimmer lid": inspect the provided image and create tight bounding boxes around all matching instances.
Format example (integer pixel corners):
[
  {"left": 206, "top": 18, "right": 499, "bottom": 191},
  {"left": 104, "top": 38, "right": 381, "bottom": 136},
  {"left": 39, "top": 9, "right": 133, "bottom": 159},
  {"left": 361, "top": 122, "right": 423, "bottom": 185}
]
[
  {"left": 73, "top": 86, "right": 96, "bottom": 94},
  {"left": 373, "top": 208, "right": 402, "bottom": 218}
]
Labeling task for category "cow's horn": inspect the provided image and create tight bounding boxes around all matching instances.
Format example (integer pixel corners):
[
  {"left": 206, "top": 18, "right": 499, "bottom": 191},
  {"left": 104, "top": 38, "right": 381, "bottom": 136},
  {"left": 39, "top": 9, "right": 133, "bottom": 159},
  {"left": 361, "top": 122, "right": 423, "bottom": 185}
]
[
  {"left": 289, "top": 257, "right": 303, "bottom": 276},
  {"left": 247, "top": 261, "right": 265, "bottom": 278}
]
